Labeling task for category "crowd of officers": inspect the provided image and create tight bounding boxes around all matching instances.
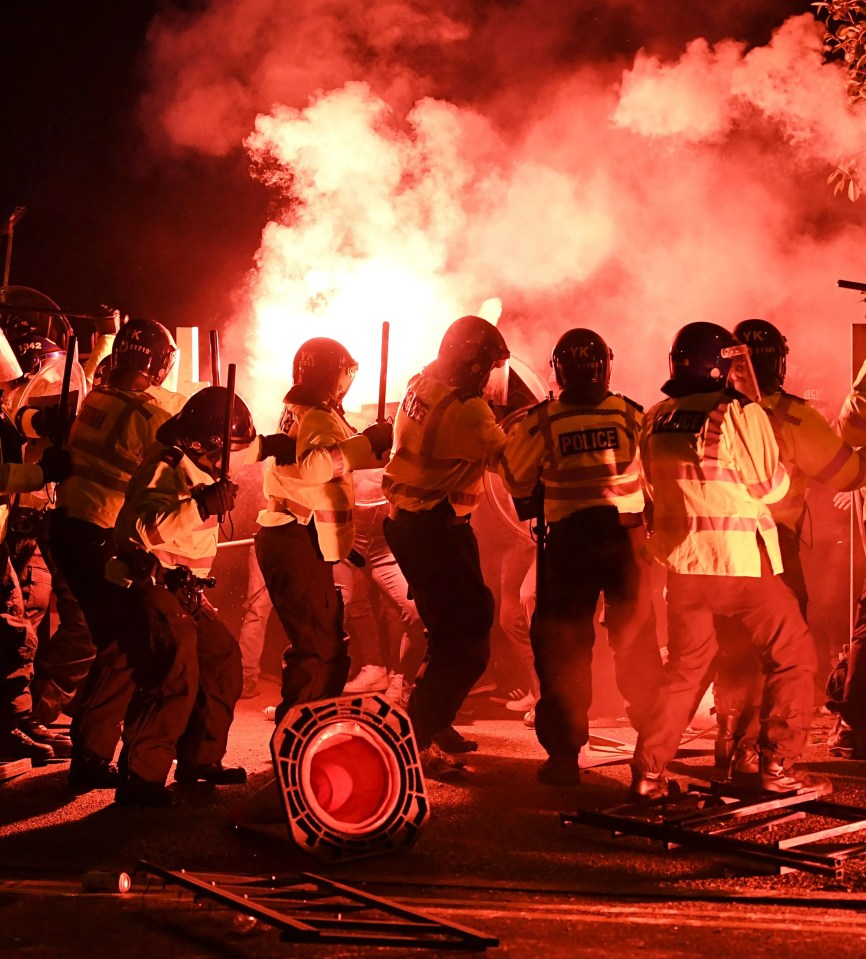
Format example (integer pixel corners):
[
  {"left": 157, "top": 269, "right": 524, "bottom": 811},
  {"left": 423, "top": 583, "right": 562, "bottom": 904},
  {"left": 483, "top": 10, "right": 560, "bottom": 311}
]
[{"left": 1, "top": 306, "right": 864, "bottom": 806}]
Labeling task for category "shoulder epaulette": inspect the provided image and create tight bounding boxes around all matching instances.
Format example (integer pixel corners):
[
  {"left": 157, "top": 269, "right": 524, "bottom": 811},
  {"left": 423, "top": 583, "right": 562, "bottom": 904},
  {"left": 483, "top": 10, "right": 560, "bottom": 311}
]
[
  {"left": 779, "top": 389, "right": 807, "bottom": 405},
  {"left": 616, "top": 392, "right": 644, "bottom": 414}
]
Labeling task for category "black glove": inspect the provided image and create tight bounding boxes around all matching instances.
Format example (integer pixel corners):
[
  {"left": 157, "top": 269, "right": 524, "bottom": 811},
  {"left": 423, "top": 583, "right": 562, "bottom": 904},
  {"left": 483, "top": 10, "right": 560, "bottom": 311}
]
[
  {"left": 15, "top": 404, "right": 67, "bottom": 440},
  {"left": 258, "top": 432, "right": 297, "bottom": 466},
  {"left": 362, "top": 421, "right": 393, "bottom": 457},
  {"left": 38, "top": 446, "right": 72, "bottom": 485},
  {"left": 191, "top": 479, "right": 238, "bottom": 519}
]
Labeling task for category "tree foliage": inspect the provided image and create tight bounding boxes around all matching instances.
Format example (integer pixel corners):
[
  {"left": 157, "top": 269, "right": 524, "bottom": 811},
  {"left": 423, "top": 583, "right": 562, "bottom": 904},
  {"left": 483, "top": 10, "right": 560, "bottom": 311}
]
[{"left": 813, "top": 0, "right": 866, "bottom": 199}]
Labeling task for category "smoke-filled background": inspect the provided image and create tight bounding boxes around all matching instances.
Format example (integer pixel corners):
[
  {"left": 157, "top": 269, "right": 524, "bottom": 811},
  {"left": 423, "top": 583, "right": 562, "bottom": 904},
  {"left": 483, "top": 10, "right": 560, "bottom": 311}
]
[
  {"left": 3, "top": 0, "right": 865, "bottom": 428},
  {"left": 4, "top": 0, "right": 862, "bottom": 677},
  {"left": 147, "top": 0, "right": 866, "bottom": 426}
]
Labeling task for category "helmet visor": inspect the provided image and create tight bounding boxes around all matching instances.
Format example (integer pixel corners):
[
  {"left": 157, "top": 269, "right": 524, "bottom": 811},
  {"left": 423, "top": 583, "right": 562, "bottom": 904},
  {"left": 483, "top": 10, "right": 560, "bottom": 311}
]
[
  {"left": 722, "top": 344, "right": 761, "bottom": 402},
  {"left": 333, "top": 362, "right": 359, "bottom": 404},
  {"left": 482, "top": 358, "right": 510, "bottom": 406},
  {"left": 0, "top": 330, "right": 23, "bottom": 383}
]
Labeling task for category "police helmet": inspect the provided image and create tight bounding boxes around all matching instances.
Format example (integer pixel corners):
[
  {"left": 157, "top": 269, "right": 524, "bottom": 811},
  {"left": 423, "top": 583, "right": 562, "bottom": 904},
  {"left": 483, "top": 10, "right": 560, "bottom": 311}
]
[
  {"left": 173, "top": 386, "right": 256, "bottom": 462},
  {"left": 733, "top": 318, "right": 788, "bottom": 395},
  {"left": 667, "top": 322, "right": 737, "bottom": 388},
  {"left": 110, "top": 318, "right": 177, "bottom": 386},
  {"left": 292, "top": 337, "right": 358, "bottom": 406},
  {"left": 5, "top": 326, "right": 65, "bottom": 378},
  {"left": 436, "top": 315, "right": 510, "bottom": 394},
  {"left": 551, "top": 328, "right": 612, "bottom": 403}
]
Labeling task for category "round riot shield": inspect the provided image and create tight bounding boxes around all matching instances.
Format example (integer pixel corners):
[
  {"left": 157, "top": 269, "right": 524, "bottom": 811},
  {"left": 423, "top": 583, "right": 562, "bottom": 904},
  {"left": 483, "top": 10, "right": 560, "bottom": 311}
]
[
  {"left": 484, "top": 355, "right": 549, "bottom": 540},
  {"left": 8, "top": 354, "right": 88, "bottom": 421},
  {"left": 0, "top": 285, "right": 72, "bottom": 346}
]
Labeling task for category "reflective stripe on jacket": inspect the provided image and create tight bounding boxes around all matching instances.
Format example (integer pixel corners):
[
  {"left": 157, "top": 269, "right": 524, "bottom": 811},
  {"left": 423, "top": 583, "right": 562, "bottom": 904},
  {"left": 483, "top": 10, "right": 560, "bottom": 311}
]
[
  {"left": 763, "top": 391, "right": 866, "bottom": 532},
  {"left": 640, "top": 390, "right": 789, "bottom": 577},
  {"left": 115, "top": 443, "right": 218, "bottom": 577},
  {"left": 498, "top": 393, "right": 644, "bottom": 522},
  {"left": 257, "top": 402, "right": 378, "bottom": 562},
  {"left": 382, "top": 370, "right": 506, "bottom": 516},
  {"left": 57, "top": 384, "right": 184, "bottom": 528}
]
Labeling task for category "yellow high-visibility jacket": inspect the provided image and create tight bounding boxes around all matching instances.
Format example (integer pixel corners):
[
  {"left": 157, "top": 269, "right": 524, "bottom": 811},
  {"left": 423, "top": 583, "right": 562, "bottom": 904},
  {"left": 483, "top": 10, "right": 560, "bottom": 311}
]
[
  {"left": 498, "top": 393, "right": 645, "bottom": 522},
  {"left": 382, "top": 370, "right": 506, "bottom": 516},
  {"left": 57, "top": 384, "right": 185, "bottom": 528},
  {"left": 257, "top": 402, "right": 380, "bottom": 562},
  {"left": 640, "top": 390, "right": 789, "bottom": 577},
  {"left": 760, "top": 390, "right": 866, "bottom": 532},
  {"left": 115, "top": 443, "right": 219, "bottom": 578}
]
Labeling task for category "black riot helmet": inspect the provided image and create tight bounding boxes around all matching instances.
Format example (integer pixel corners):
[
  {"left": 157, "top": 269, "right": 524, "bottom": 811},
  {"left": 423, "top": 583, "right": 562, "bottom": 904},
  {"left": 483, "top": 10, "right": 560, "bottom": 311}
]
[
  {"left": 291, "top": 337, "right": 358, "bottom": 406},
  {"left": 733, "top": 318, "right": 788, "bottom": 395},
  {"left": 4, "top": 326, "right": 65, "bottom": 378},
  {"left": 663, "top": 322, "right": 737, "bottom": 396},
  {"left": 171, "top": 386, "right": 256, "bottom": 468},
  {"left": 551, "top": 328, "right": 613, "bottom": 404},
  {"left": 109, "top": 317, "right": 178, "bottom": 388},
  {"left": 436, "top": 315, "right": 510, "bottom": 398}
]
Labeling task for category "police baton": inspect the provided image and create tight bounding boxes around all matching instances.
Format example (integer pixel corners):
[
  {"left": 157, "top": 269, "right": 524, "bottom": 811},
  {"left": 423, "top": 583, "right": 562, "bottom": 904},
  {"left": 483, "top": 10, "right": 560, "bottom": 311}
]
[
  {"left": 55, "top": 334, "right": 77, "bottom": 447},
  {"left": 377, "top": 320, "right": 390, "bottom": 423},
  {"left": 218, "top": 362, "right": 236, "bottom": 522},
  {"left": 838, "top": 279, "right": 866, "bottom": 293},
  {"left": 209, "top": 329, "right": 221, "bottom": 387}
]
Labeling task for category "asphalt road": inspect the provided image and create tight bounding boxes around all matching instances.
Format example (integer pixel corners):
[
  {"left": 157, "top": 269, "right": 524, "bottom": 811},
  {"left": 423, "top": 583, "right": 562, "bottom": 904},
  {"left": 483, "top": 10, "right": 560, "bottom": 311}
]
[{"left": 4, "top": 678, "right": 866, "bottom": 958}]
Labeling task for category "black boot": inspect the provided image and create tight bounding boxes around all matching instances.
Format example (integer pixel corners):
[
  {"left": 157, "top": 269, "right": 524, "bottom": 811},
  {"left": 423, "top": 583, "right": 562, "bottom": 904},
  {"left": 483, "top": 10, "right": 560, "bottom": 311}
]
[
  {"left": 115, "top": 772, "right": 174, "bottom": 807},
  {"left": 713, "top": 712, "right": 739, "bottom": 773},
  {"left": 18, "top": 719, "right": 72, "bottom": 759},
  {"left": 629, "top": 767, "right": 674, "bottom": 801},
  {"left": 537, "top": 754, "right": 581, "bottom": 786},
  {"left": 0, "top": 727, "right": 55, "bottom": 766},
  {"left": 68, "top": 750, "right": 120, "bottom": 792},
  {"left": 432, "top": 726, "right": 478, "bottom": 754},
  {"left": 729, "top": 740, "right": 760, "bottom": 785},
  {"left": 174, "top": 762, "right": 247, "bottom": 785},
  {"left": 759, "top": 750, "right": 816, "bottom": 794}
]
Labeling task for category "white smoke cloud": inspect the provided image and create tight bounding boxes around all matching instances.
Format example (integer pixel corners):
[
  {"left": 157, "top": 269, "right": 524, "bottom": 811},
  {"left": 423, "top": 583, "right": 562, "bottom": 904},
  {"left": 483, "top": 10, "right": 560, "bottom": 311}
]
[{"left": 142, "top": 1, "right": 866, "bottom": 431}]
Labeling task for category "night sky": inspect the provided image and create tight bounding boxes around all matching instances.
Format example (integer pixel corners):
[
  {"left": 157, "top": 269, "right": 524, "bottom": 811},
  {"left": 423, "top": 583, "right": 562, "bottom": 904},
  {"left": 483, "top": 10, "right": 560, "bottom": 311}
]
[
  {"left": 0, "top": 0, "right": 827, "bottom": 340},
  {"left": 0, "top": 1, "right": 267, "bottom": 333}
]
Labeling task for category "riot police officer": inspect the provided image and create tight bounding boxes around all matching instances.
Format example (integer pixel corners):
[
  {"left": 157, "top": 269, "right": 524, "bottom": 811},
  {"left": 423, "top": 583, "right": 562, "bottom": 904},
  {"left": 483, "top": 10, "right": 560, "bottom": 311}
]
[
  {"left": 631, "top": 322, "right": 816, "bottom": 799},
  {"left": 255, "top": 337, "right": 391, "bottom": 724},
  {"left": 51, "top": 317, "right": 185, "bottom": 790},
  {"left": 714, "top": 319, "right": 866, "bottom": 772},
  {"left": 499, "top": 328, "right": 663, "bottom": 786},
  {"left": 382, "top": 315, "right": 509, "bottom": 771},
  {"left": 111, "top": 387, "right": 257, "bottom": 805}
]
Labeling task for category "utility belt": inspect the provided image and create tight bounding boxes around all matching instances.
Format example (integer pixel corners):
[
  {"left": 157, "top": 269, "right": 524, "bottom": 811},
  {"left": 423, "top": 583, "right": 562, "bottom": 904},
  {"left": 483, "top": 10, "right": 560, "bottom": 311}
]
[
  {"left": 387, "top": 499, "right": 471, "bottom": 527},
  {"left": 551, "top": 505, "right": 645, "bottom": 533},
  {"left": 9, "top": 506, "right": 50, "bottom": 537},
  {"left": 106, "top": 548, "right": 217, "bottom": 615}
]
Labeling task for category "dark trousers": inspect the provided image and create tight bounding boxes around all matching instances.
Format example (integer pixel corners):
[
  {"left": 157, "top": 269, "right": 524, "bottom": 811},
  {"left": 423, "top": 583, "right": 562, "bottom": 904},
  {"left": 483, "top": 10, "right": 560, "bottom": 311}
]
[
  {"left": 383, "top": 502, "right": 495, "bottom": 750},
  {"left": 837, "top": 578, "right": 866, "bottom": 730},
  {"left": 0, "top": 543, "right": 37, "bottom": 731},
  {"left": 121, "top": 581, "right": 242, "bottom": 784},
  {"left": 532, "top": 508, "right": 663, "bottom": 760},
  {"left": 9, "top": 526, "right": 94, "bottom": 725},
  {"left": 634, "top": 549, "right": 816, "bottom": 774},
  {"left": 49, "top": 510, "right": 136, "bottom": 762},
  {"left": 255, "top": 522, "right": 350, "bottom": 724}
]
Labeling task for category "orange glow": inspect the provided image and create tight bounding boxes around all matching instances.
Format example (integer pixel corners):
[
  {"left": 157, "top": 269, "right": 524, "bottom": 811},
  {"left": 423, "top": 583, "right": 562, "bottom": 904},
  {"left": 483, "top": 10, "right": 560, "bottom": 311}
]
[{"left": 164, "top": 12, "right": 866, "bottom": 432}]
